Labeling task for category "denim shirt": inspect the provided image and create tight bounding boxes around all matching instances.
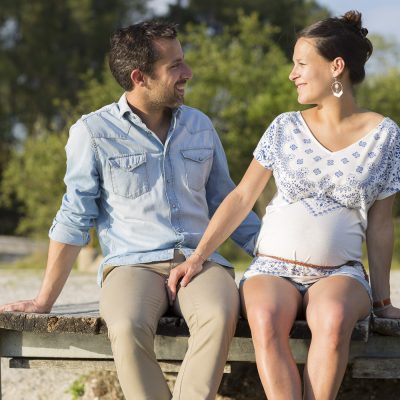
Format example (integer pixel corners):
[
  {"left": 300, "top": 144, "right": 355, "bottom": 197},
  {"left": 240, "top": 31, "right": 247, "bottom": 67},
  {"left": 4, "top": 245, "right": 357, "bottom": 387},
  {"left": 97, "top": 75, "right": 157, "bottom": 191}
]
[{"left": 49, "top": 94, "right": 260, "bottom": 285}]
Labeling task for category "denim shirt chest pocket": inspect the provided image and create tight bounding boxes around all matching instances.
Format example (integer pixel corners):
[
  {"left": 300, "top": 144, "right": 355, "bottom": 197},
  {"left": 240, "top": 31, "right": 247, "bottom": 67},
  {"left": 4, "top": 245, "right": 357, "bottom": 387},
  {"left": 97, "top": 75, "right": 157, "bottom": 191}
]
[
  {"left": 181, "top": 148, "right": 214, "bottom": 191},
  {"left": 108, "top": 153, "right": 149, "bottom": 199}
]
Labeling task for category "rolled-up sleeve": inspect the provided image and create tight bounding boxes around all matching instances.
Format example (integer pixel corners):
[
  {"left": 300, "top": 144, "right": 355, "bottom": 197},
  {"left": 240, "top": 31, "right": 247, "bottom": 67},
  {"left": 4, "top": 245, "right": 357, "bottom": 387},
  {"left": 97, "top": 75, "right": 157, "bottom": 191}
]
[
  {"left": 49, "top": 119, "right": 100, "bottom": 246},
  {"left": 206, "top": 125, "right": 261, "bottom": 255}
]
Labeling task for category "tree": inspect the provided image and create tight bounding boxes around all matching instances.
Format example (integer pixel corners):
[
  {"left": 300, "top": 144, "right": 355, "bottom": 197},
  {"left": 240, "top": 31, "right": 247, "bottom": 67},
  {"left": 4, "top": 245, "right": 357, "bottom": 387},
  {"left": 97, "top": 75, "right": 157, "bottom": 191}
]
[
  {"left": 164, "top": 0, "right": 329, "bottom": 57},
  {"left": 0, "top": 0, "right": 148, "bottom": 234},
  {"left": 182, "top": 14, "right": 300, "bottom": 184},
  {"left": 0, "top": 0, "right": 147, "bottom": 135},
  {"left": 357, "top": 69, "right": 400, "bottom": 218}
]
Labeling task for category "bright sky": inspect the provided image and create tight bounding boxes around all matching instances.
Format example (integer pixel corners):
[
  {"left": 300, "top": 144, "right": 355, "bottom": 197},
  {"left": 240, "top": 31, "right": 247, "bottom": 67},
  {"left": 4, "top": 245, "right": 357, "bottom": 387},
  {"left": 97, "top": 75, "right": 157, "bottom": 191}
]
[
  {"left": 316, "top": 0, "right": 400, "bottom": 40},
  {"left": 149, "top": 0, "right": 400, "bottom": 40}
]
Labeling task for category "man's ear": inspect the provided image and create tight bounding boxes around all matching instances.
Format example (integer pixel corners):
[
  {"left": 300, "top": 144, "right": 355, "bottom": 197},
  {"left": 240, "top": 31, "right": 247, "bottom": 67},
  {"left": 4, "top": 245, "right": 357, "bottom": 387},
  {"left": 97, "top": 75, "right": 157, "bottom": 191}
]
[
  {"left": 331, "top": 57, "right": 345, "bottom": 78},
  {"left": 130, "top": 69, "right": 146, "bottom": 87}
]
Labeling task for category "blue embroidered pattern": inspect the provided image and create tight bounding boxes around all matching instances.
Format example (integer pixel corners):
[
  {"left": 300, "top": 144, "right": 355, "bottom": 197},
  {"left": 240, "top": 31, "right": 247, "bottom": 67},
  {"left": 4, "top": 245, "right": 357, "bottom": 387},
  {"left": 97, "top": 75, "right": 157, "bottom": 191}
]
[{"left": 253, "top": 112, "right": 400, "bottom": 217}]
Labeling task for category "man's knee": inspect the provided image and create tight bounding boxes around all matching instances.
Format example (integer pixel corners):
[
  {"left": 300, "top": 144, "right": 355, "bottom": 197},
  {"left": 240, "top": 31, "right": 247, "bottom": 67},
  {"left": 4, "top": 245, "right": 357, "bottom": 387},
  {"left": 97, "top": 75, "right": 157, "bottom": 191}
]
[
  {"left": 194, "top": 301, "right": 239, "bottom": 336},
  {"left": 107, "top": 317, "right": 155, "bottom": 345}
]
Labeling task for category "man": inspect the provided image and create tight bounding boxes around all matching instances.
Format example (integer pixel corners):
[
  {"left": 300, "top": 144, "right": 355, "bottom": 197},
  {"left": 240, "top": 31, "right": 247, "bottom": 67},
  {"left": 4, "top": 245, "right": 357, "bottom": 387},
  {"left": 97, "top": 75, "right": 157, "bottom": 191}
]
[{"left": 0, "top": 21, "right": 260, "bottom": 399}]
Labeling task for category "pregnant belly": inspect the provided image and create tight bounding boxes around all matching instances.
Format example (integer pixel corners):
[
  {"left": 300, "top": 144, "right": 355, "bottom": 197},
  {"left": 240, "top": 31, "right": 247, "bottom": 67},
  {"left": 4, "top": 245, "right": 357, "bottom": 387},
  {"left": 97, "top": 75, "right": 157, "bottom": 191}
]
[{"left": 256, "top": 201, "right": 364, "bottom": 266}]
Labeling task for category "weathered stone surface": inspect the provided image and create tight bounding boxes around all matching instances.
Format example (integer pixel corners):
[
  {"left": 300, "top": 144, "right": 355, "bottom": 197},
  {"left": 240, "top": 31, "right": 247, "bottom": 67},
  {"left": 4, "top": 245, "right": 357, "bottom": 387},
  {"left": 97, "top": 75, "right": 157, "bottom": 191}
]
[
  {"left": 0, "top": 303, "right": 381, "bottom": 340},
  {"left": 352, "top": 357, "right": 400, "bottom": 378},
  {"left": 372, "top": 317, "right": 400, "bottom": 337}
]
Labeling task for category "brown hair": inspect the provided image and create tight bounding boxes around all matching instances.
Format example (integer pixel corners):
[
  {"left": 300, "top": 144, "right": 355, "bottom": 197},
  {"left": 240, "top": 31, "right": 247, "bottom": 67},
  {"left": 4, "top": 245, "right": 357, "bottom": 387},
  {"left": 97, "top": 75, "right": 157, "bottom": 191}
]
[
  {"left": 109, "top": 21, "right": 178, "bottom": 91},
  {"left": 297, "top": 10, "right": 373, "bottom": 84}
]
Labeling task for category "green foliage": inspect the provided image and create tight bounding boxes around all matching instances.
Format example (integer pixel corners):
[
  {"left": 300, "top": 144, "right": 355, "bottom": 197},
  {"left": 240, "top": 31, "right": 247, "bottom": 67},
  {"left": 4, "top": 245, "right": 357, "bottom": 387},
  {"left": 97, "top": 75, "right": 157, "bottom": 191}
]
[
  {"left": 0, "top": 0, "right": 149, "bottom": 233},
  {"left": 182, "top": 14, "right": 300, "bottom": 184},
  {"left": 67, "top": 376, "right": 85, "bottom": 399},
  {"left": 357, "top": 69, "right": 400, "bottom": 217},
  {"left": 165, "top": 0, "right": 330, "bottom": 56},
  {"left": 357, "top": 69, "right": 400, "bottom": 125},
  {"left": 1, "top": 130, "right": 67, "bottom": 237},
  {"left": 0, "top": 0, "right": 146, "bottom": 134},
  {"left": 75, "top": 65, "right": 122, "bottom": 114}
]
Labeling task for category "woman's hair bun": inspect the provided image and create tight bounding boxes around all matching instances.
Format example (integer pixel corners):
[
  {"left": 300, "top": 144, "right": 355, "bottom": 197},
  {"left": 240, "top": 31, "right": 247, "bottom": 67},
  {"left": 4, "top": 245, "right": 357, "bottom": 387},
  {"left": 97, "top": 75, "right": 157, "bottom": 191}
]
[
  {"left": 360, "top": 27, "right": 368, "bottom": 37},
  {"left": 341, "top": 10, "right": 368, "bottom": 37},
  {"left": 297, "top": 9, "right": 373, "bottom": 84}
]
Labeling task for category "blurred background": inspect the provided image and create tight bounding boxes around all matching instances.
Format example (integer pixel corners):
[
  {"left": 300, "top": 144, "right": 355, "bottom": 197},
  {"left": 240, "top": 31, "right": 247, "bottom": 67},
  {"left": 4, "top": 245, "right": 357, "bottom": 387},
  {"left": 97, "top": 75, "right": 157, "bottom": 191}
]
[{"left": 0, "top": 0, "right": 399, "bottom": 270}]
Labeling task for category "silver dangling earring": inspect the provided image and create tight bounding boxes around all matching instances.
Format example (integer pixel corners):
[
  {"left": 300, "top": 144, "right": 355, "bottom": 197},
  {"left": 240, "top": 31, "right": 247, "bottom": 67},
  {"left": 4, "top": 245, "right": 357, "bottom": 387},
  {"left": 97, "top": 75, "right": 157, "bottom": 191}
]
[{"left": 331, "top": 77, "right": 343, "bottom": 98}]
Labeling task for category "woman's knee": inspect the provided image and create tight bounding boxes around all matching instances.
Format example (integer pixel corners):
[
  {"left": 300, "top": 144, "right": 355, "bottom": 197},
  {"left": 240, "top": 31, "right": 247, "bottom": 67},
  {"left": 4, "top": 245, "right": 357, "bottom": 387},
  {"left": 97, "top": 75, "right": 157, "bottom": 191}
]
[
  {"left": 308, "top": 305, "right": 355, "bottom": 348},
  {"left": 247, "top": 305, "right": 292, "bottom": 345}
]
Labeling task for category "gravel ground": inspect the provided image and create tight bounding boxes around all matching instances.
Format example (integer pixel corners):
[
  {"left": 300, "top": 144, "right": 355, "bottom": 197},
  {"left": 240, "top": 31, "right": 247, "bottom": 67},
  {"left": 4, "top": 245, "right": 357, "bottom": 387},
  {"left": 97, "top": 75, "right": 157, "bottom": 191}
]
[
  {"left": 0, "top": 269, "right": 101, "bottom": 400},
  {"left": 1, "top": 269, "right": 400, "bottom": 400}
]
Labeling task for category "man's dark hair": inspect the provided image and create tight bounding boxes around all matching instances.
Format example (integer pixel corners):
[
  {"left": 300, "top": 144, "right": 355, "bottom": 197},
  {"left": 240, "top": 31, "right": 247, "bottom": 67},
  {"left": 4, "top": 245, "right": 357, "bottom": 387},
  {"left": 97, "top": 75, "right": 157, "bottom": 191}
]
[{"left": 109, "top": 21, "right": 178, "bottom": 91}]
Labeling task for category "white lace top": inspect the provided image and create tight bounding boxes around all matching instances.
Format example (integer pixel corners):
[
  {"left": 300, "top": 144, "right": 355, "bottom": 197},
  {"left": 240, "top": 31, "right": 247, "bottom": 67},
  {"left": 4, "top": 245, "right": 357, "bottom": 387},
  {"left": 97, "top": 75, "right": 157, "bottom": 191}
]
[{"left": 254, "top": 111, "right": 400, "bottom": 266}]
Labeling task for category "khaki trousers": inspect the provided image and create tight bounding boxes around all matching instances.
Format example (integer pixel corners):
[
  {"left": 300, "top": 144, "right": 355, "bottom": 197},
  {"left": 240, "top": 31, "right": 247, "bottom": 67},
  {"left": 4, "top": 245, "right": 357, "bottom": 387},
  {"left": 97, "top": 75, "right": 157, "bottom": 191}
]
[{"left": 99, "top": 252, "right": 239, "bottom": 400}]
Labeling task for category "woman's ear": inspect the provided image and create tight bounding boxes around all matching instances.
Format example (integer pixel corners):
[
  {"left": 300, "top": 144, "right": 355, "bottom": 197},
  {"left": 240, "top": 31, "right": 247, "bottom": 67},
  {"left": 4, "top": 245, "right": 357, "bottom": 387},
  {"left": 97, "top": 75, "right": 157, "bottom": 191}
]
[{"left": 331, "top": 57, "right": 345, "bottom": 77}]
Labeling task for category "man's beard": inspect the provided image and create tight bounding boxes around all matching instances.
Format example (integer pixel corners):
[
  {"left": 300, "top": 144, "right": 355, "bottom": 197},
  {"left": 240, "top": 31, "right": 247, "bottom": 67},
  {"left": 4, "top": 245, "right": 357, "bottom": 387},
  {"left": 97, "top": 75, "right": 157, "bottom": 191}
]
[{"left": 152, "top": 88, "right": 184, "bottom": 109}]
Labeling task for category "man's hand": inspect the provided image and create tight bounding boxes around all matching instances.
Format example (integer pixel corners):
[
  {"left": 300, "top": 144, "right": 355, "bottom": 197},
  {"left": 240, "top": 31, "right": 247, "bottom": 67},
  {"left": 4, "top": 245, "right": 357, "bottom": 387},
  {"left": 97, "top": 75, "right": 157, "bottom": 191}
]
[
  {"left": 374, "top": 305, "right": 400, "bottom": 319},
  {"left": 0, "top": 299, "right": 50, "bottom": 314},
  {"left": 167, "top": 256, "right": 204, "bottom": 305}
]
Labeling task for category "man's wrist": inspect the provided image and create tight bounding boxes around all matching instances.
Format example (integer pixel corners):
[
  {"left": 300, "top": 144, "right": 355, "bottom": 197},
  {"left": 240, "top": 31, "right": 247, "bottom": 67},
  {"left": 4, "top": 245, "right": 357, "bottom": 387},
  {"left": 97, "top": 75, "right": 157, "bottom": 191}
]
[{"left": 34, "top": 297, "right": 53, "bottom": 313}]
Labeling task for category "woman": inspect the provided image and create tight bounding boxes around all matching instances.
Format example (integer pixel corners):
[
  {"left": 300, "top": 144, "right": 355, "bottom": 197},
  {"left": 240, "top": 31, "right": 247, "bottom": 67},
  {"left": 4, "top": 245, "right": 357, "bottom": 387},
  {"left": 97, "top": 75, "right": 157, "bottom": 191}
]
[{"left": 167, "top": 10, "right": 400, "bottom": 399}]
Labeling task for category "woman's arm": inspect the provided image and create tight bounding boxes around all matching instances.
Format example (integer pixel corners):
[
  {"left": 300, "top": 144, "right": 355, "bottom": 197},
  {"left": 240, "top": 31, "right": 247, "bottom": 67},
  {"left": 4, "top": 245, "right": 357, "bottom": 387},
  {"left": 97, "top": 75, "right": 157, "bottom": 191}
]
[
  {"left": 366, "top": 194, "right": 400, "bottom": 318},
  {"left": 167, "top": 159, "right": 272, "bottom": 302}
]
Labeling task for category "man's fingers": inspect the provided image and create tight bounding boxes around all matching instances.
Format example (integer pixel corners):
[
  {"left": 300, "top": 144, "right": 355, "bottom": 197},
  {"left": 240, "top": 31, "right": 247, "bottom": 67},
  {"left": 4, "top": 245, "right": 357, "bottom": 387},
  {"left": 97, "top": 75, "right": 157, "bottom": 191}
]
[{"left": 0, "top": 300, "right": 37, "bottom": 314}]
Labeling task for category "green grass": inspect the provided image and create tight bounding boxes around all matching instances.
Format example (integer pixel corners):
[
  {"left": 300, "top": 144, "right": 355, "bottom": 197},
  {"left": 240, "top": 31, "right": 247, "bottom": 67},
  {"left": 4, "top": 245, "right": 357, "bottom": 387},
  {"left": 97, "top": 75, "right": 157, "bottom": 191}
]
[
  {"left": 0, "top": 250, "right": 48, "bottom": 270},
  {"left": 67, "top": 376, "right": 85, "bottom": 399}
]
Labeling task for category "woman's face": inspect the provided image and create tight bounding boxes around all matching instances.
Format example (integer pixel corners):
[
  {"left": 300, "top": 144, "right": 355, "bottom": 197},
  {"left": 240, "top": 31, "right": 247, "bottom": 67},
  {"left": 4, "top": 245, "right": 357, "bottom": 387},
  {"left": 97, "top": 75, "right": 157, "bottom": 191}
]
[{"left": 289, "top": 37, "right": 333, "bottom": 105}]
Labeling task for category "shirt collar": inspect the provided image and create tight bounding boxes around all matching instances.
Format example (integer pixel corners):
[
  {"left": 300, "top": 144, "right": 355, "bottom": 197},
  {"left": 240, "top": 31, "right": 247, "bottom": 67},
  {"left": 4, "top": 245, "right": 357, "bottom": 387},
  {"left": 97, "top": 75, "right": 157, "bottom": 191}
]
[
  {"left": 117, "top": 93, "right": 182, "bottom": 121},
  {"left": 117, "top": 93, "right": 133, "bottom": 118}
]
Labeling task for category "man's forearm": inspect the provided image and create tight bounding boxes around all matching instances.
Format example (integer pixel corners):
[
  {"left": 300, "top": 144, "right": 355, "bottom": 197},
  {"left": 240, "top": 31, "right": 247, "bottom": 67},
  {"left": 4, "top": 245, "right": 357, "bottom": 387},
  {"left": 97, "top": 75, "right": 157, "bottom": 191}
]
[{"left": 35, "top": 239, "right": 82, "bottom": 311}]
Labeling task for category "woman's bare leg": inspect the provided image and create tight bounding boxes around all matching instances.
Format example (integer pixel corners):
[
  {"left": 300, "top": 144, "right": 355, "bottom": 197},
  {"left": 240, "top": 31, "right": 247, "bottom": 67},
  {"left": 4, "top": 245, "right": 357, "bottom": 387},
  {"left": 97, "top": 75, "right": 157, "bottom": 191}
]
[
  {"left": 303, "top": 276, "right": 371, "bottom": 400},
  {"left": 241, "top": 276, "right": 303, "bottom": 400}
]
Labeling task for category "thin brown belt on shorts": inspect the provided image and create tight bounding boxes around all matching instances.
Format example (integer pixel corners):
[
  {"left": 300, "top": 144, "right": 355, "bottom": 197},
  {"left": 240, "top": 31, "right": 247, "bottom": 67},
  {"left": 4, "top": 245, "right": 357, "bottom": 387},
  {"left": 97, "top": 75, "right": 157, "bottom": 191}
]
[{"left": 256, "top": 253, "right": 358, "bottom": 269}]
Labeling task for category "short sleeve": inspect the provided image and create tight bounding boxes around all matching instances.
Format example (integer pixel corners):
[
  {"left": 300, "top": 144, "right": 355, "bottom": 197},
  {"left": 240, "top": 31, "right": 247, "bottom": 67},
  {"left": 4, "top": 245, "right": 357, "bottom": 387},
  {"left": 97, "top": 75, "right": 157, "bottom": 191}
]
[
  {"left": 253, "top": 117, "right": 279, "bottom": 170},
  {"left": 377, "top": 122, "right": 400, "bottom": 200}
]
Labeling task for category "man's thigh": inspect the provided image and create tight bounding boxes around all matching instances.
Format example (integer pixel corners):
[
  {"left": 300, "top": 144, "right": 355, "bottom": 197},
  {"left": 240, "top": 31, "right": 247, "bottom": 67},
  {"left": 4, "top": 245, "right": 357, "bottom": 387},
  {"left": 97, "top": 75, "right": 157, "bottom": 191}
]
[
  {"left": 100, "top": 265, "right": 170, "bottom": 333},
  {"left": 173, "top": 262, "right": 239, "bottom": 323}
]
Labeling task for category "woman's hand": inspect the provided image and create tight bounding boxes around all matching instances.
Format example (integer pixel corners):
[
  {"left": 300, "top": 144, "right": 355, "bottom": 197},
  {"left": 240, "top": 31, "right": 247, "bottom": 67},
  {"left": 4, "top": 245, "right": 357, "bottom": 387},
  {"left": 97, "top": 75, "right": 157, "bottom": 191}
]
[
  {"left": 374, "top": 305, "right": 400, "bottom": 319},
  {"left": 167, "top": 255, "right": 204, "bottom": 305}
]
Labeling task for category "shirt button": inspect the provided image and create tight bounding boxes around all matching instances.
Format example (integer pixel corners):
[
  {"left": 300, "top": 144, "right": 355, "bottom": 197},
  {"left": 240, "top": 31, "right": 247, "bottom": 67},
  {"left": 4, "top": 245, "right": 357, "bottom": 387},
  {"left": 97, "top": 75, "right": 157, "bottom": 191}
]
[
  {"left": 172, "top": 204, "right": 177, "bottom": 209},
  {"left": 198, "top": 157, "right": 203, "bottom": 161},
  {"left": 166, "top": 179, "right": 171, "bottom": 183}
]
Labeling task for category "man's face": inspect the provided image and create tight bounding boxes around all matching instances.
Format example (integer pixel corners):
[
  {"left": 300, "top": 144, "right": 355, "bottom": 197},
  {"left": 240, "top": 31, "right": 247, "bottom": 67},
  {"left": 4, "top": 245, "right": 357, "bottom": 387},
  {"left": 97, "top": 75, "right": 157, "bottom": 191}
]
[{"left": 145, "top": 38, "right": 193, "bottom": 108}]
